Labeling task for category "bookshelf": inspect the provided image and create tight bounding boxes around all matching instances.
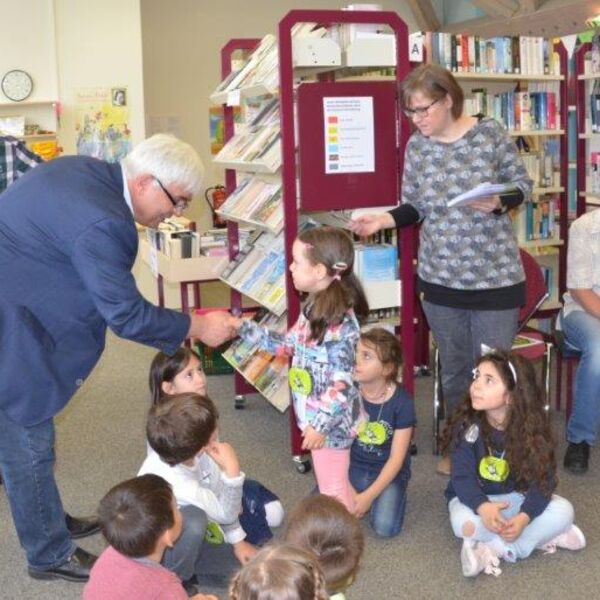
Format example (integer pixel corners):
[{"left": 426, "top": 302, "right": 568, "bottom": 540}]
[
  {"left": 426, "top": 34, "right": 569, "bottom": 315},
  {"left": 210, "top": 11, "right": 415, "bottom": 472},
  {"left": 575, "top": 41, "right": 600, "bottom": 213}
]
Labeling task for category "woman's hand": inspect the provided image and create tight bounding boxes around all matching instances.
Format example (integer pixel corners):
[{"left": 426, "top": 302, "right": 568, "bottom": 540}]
[
  {"left": 467, "top": 194, "right": 502, "bottom": 213},
  {"left": 349, "top": 212, "right": 395, "bottom": 237}
]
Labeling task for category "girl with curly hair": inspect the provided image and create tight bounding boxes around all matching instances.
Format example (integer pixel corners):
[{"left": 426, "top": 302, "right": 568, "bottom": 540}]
[{"left": 441, "top": 348, "right": 585, "bottom": 578}]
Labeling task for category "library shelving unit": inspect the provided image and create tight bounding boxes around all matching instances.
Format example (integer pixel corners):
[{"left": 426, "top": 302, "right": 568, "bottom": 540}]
[
  {"left": 426, "top": 36, "right": 569, "bottom": 316},
  {"left": 0, "top": 99, "right": 61, "bottom": 159},
  {"left": 575, "top": 41, "right": 600, "bottom": 214},
  {"left": 211, "top": 10, "right": 416, "bottom": 472}
]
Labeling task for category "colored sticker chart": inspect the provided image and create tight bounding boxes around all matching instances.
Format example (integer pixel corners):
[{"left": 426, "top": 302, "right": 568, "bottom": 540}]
[{"left": 323, "top": 96, "right": 375, "bottom": 174}]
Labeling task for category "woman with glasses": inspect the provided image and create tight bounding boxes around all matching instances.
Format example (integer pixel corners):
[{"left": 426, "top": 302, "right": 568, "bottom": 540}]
[{"left": 351, "top": 64, "right": 532, "bottom": 475}]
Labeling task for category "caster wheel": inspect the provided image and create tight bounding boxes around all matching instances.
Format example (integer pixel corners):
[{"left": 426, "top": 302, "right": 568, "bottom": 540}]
[
  {"left": 292, "top": 456, "right": 312, "bottom": 474},
  {"left": 234, "top": 395, "right": 246, "bottom": 410},
  {"left": 410, "top": 442, "right": 418, "bottom": 456}
]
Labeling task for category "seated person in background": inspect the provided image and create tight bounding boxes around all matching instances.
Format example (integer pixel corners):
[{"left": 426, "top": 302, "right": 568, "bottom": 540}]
[
  {"left": 229, "top": 543, "right": 328, "bottom": 600},
  {"left": 83, "top": 474, "right": 216, "bottom": 600},
  {"left": 285, "top": 495, "right": 364, "bottom": 600},
  {"left": 560, "top": 209, "right": 600, "bottom": 474},
  {"left": 139, "top": 392, "right": 275, "bottom": 591}
]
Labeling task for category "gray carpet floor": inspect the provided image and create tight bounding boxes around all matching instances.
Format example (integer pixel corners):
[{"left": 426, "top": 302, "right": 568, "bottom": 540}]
[{"left": 1, "top": 331, "right": 599, "bottom": 599}]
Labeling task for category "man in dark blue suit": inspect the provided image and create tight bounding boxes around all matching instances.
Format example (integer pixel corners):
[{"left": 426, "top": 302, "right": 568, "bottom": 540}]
[{"left": 0, "top": 134, "right": 237, "bottom": 583}]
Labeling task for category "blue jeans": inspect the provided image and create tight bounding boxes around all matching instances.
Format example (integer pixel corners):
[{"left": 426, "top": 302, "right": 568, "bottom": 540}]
[
  {"left": 0, "top": 408, "right": 75, "bottom": 570},
  {"left": 162, "top": 505, "right": 207, "bottom": 581},
  {"left": 562, "top": 309, "right": 600, "bottom": 445},
  {"left": 422, "top": 301, "right": 519, "bottom": 415},
  {"left": 349, "top": 462, "right": 409, "bottom": 538},
  {"left": 448, "top": 493, "right": 574, "bottom": 561}
]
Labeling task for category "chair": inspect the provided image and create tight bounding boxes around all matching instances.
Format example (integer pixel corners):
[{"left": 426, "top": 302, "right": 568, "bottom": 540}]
[
  {"left": 432, "top": 249, "right": 551, "bottom": 454},
  {"left": 553, "top": 324, "right": 581, "bottom": 422}
]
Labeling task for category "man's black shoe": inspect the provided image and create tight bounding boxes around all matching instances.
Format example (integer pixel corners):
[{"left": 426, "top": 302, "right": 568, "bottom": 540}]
[
  {"left": 28, "top": 547, "right": 97, "bottom": 582},
  {"left": 66, "top": 513, "right": 101, "bottom": 539},
  {"left": 564, "top": 441, "right": 590, "bottom": 474},
  {"left": 182, "top": 575, "right": 199, "bottom": 597}
]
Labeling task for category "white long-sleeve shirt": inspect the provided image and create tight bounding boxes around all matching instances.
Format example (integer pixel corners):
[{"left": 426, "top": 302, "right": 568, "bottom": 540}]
[{"left": 138, "top": 449, "right": 246, "bottom": 544}]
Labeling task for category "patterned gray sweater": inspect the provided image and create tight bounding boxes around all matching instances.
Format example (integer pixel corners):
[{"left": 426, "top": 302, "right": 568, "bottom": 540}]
[{"left": 403, "top": 117, "right": 532, "bottom": 291}]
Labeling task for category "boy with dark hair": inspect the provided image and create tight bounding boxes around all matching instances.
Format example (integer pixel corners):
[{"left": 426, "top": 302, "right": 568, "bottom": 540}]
[
  {"left": 83, "top": 474, "right": 215, "bottom": 600},
  {"left": 138, "top": 393, "right": 263, "bottom": 589}
]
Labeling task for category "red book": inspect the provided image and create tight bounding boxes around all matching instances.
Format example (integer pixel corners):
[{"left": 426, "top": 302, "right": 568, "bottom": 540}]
[{"left": 547, "top": 92, "right": 556, "bottom": 130}]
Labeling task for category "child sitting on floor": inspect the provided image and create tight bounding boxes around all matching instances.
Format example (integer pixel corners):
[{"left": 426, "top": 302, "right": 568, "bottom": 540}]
[
  {"left": 285, "top": 494, "right": 364, "bottom": 600},
  {"left": 83, "top": 473, "right": 216, "bottom": 600},
  {"left": 229, "top": 543, "right": 328, "bottom": 600}
]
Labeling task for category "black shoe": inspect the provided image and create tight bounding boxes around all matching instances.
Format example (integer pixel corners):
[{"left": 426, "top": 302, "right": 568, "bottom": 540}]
[
  {"left": 564, "top": 441, "right": 590, "bottom": 474},
  {"left": 66, "top": 513, "right": 101, "bottom": 539},
  {"left": 182, "top": 575, "right": 199, "bottom": 597},
  {"left": 28, "top": 547, "right": 97, "bottom": 583}
]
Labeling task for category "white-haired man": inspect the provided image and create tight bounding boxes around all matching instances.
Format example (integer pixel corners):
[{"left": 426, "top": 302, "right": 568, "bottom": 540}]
[{"left": 0, "top": 134, "right": 237, "bottom": 583}]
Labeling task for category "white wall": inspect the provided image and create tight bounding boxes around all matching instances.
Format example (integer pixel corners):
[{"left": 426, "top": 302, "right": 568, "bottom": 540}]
[
  {"left": 141, "top": 0, "right": 418, "bottom": 232},
  {"left": 53, "top": 0, "right": 146, "bottom": 154}
]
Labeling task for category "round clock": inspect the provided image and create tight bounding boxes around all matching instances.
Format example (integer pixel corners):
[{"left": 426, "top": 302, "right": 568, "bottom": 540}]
[{"left": 1, "top": 69, "right": 34, "bottom": 102}]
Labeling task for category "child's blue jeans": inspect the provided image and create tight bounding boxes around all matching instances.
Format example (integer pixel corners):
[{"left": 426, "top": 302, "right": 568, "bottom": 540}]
[
  {"left": 349, "top": 463, "right": 409, "bottom": 538},
  {"left": 448, "top": 492, "right": 574, "bottom": 561}
]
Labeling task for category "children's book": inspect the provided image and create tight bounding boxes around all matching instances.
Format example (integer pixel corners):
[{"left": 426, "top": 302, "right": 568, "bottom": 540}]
[{"left": 447, "top": 182, "right": 518, "bottom": 208}]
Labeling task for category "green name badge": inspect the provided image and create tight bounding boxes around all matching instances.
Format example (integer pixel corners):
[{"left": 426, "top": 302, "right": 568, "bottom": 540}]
[
  {"left": 479, "top": 455, "right": 510, "bottom": 483},
  {"left": 288, "top": 366, "right": 312, "bottom": 396},
  {"left": 357, "top": 421, "right": 387, "bottom": 446}
]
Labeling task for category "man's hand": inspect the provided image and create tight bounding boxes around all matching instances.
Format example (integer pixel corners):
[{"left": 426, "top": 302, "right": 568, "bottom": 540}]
[
  {"left": 233, "top": 539, "right": 258, "bottom": 565},
  {"left": 301, "top": 425, "right": 326, "bottom": 451},
  {"left": 349, "top": 212, "right": 395, "bottom": 237},
  {"left": 205, "top": 441, "right": 240, "bottom": 478},
  {"left": 476, "top": 501, "right": 509, "bottom": 534},
  {"left": 500, "top": 512, "right": 530, "bottom": 542},
  {"left": 188, "top": 311, "right": 238, "bottom": 347}
]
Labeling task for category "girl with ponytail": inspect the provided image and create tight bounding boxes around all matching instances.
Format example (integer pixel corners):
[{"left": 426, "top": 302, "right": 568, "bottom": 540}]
[{"left": 235, "top": 226, "right": 368, "bottom": 510}]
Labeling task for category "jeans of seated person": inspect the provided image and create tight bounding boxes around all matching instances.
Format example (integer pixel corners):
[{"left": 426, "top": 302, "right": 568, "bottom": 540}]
[
  {"left": 239, "top": 479, "right": 279, "bottom": 546},
  {"left": 349, "top": 463, "right": 410, "bottom": 538},
  {"left": 0, "top": 408, "right": 76, "bottom": 570},
  {"left": 562, "top": 309, "right": 600, "bottom": 445},
  {"left": 448, "top": 493, "right": 574, "bottom": 561},
  {"left": 162, "top": 505, "right": 207, "bottom": 582},
  {"left": 422, "top": 301, "right": 519, "bottom": 418}
]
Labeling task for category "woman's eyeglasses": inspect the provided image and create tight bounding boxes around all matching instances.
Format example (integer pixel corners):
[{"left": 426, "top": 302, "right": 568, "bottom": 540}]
[{"left": 402, "top": 98, "right": 439, "bottom": 119}]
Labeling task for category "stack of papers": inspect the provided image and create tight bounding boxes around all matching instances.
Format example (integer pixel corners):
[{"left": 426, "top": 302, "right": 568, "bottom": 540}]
[{"left": 447, "top": 183, "right": 518, "bottom": 208}]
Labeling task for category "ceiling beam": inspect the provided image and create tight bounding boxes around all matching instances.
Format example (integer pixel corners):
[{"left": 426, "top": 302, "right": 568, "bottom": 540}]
[
  {"left": 404, "top": 0, "right": 441, "bottom": 31},
  {"left": 442, "top": 0, "right": 600, "bottom": 37},
  {"left": 469, "top": 0, "right": 520, "bottom": 18}
]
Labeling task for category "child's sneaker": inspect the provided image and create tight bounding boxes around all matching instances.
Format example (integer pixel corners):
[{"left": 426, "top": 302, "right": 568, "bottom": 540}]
[
  {"left": 540, "top": 525, "right": 586, "bottom": 554},
  {"left": 461, "top": 539, "right": 502, "bottom": 578},
  {"left": 204, "top": 521, "right": 225, "bottom": 545}
]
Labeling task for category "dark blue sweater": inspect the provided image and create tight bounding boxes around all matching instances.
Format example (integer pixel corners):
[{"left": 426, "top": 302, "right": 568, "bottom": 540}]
[{"left": 445, "top": 422, "right": 552, "bottom": 521}]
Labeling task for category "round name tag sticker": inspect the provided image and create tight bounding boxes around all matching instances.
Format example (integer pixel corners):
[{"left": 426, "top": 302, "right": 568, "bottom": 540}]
[
  {"left": 478, "top": 455, "right": 510, "bottom": 483},
  {"left": 288, "top": 366, "right": 313, "bottom": 395}
]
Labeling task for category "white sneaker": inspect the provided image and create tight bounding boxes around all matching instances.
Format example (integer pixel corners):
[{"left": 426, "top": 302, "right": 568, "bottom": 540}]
[
  {"left": 540, "top": 525, "right": 586, "bottom": 555},
  {"left": 461, "top": 539, "right": 502, "bottom": 577}
]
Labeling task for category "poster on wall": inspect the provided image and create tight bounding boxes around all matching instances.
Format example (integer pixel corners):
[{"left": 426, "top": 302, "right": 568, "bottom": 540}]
[{"left": 75, "top": 87, "right": 132, "bottom": 162}]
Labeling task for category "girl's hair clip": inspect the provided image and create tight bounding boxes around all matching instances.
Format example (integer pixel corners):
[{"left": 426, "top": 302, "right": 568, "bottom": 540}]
[
  {"left": 331, "top": 261, "right": 348, "bottom": 281},
  {"left": 480, "top": 343, "right": 517, "bottom": 384}
]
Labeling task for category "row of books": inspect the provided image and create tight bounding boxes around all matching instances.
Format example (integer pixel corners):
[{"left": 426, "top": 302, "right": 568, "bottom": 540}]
[
  {"left": 583, "top": 34, "right": 600, "bottom": 76},
  {"left": 219, "top": 230, "right": 287, "bottom": 316},
  {"left": 588, "top": 81, "right": 600, "bottom": 133},
  {"left": 425, "top": 33, "right": 560, "bottom": 77},
  {"left": 217, "top": 176, "right": 283, "bottom": 233},
  {"left": 587, "top": 152, "right": 600, "bottom": 194},
  {"left": 520, "top": 144, "right": 560, "bottom": 189},
  {"left": 222, "top": 310, "right": 289, "bottom": 406},
  {"left": 465, "top": 88, "right": 558, "bottom": 131},
  {"left": 211, "top": 24, "right": 327, "bottom": 101},
  {"left": 511, "top": 198, "right": 560, "bottom": 243},
  {"left": 214, "top": 98, "right": 281, "bottom": 171},
  {"left": 354, "top": 244, "right": 398, "bottom": 282}
]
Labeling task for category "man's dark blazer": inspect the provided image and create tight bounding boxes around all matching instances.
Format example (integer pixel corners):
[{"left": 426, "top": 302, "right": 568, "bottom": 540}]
[{"left": 0, "top": 156, "right": 189, "bottom": 426}]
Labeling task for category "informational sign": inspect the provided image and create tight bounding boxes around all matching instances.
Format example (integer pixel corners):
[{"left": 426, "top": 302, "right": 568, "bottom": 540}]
[{"left": 323, "top": 96, "right": 374, "bottom": 174}]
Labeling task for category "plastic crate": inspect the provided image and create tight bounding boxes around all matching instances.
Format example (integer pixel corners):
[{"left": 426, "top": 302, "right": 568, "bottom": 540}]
[{"left": 195, "top": 342, "right": 234, "bottom": 375}]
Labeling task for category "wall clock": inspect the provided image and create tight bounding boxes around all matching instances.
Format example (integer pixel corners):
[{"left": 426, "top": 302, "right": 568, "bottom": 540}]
[{"left": 1, "top": 70, "right": 34, "bottom": 102}]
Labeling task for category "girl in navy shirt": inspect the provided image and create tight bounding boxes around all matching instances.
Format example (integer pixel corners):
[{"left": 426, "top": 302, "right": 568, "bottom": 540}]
[
  {"left": 441, "top": 348, "right": 585, "bottom": 578},
  {"left": 349, "top": 328, "right": 416, "bottom": 537}
]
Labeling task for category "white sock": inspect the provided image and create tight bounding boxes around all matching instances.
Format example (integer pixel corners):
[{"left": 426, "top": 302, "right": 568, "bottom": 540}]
[{"left": 264, "top": 500, "right": 284, "bottom": 528}]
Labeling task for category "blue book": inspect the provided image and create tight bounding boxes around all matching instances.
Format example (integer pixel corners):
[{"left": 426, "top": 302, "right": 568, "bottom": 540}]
[{"left": 359, "top": 245, "right": 398, "bottom": 282}]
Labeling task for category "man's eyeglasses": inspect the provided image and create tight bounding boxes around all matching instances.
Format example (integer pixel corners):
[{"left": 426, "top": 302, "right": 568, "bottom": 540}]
[
  {"left": 154, "top": 177, "right": 189, "bottom": 212},
  {"left": 402, "top": 98, "right": 439, "bottom": 119}
]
